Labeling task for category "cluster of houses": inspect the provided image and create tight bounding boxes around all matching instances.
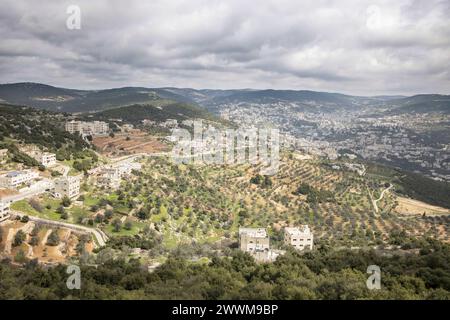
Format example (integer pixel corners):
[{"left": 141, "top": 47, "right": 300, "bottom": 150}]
[
  {"left": 239, "top": 225, "right": 313, "bottom": 262},
  {"left": 65, "top": 120, "right": 109, "bottom": 136}
]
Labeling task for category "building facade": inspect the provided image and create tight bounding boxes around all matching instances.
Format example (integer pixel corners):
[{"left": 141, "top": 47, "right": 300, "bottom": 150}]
[
  {"left": 37, "top": 152, "right": 57, "bottom": 167},
  {"left": 239, "top": 228, "right": 270, "bottom": 253},
  {"left": 54, "top": 175, "right": 81, "bottom": 199},
  {"left": 65, "top": 120, "right": 109, "bottom": 136},
  {"left": 284, "top": 226, "right": 313, "bottom": 251},
  {"left": 0, "top": 200, "right": 10, "bottom": 221},
  {"left": 0, "top": 170, "right": 39, "bottom": 188}
]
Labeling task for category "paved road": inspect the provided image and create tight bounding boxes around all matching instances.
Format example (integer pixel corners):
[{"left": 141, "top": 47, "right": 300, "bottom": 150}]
[{"left": 1, "top": 179, "right": 53, "bottom": 203}]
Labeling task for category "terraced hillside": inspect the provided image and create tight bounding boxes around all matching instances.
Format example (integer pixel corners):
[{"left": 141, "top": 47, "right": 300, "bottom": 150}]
[{"left": 102, "top": 152, "right": 450, "bottom": 250}]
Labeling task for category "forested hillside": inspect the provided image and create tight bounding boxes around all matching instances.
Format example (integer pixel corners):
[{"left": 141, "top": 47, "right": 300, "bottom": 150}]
[
  {"left": 0, "top": 103, "right": 95, "bottom": 166},
  {"left": 0, "top": 239, "right": 449, "bottom": 299}
]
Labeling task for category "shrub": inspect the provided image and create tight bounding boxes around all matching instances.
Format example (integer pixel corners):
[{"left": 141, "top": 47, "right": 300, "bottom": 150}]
[
  {"left": 13, "top": 230, "right": 26, "bottom": 246},
  {"left": 46, "top": 230, "right": 60, "bottom": 246}
]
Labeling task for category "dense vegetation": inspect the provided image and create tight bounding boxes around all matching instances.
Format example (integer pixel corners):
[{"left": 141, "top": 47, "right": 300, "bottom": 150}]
[
  {"left": 0, "top": 103, "right": 95, "bottom": 167},
  {"left": 293, "top": 183, "right": 335, "bottom": 204},
  {"left": 0, "top": 239, "right": 449, "bottom": 299},
  {"left": 89, "top": 102, "right": 219, "bottom": 125}
]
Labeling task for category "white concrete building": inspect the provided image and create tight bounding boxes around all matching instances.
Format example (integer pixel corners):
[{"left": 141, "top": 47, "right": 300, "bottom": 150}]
[
  {"left": 0, "top": 200, "right": 10, "bottom": 221},
  {"left": 54, "top": 175, "right": 81, "bottom": 199},
  {"left": 0, "top": 170, "right": 39, "bottom": 188},
  {"left": 65, "top": 120, "right": 83, "bottom": 134},
  {"left": 98, "top": 167, "right": 121, "bottom": 189},
  {"left": 65, "top": 120, "right": 109, "bottom": 136},
  {"left": 239, "top": 228, "right": 270, "bottom": 253},
  {"left": 117, "top": 162, "right": 142, "bottom": 176},
  {"left": 284, "top": 226, "right": 313, "bottom": 251},
  {"left": 84, "top": 121, "right": 109, "bottom": 135},
  {"left": 36, "top": 152, "right": 57, "bottom": 167}
]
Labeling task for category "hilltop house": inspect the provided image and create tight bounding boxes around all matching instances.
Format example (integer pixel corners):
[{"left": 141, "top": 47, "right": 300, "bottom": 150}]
[
  {"left": 54, "top": 175, "right": 81, "bottom": 199},
  {"left": 284, "top": 226, "right": 313, "bottom": 251},
  {"left": 239, "top": 227, "right": 283, "bottom": 262},
  {"left": 239, "top": 228, "right": 270, "bottom": 252}
]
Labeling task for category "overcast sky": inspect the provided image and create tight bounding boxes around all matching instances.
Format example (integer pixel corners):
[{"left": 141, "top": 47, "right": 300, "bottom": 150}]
[{"left": 0, "top": 0, "right": 449, "bottom": 95}]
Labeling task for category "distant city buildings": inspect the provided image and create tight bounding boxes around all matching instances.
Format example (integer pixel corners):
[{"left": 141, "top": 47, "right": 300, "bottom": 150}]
[
  {"left": 284, "top": 226, "right": 313, "bottom": 251},
  {"left": 0, "top": 170, "right": 39, "bottom": 189},
  {"left": 65, "top": 120, "right": 109, "bottom": 136},
  {"left": 54, "top": 175, "right": 81, "bottom": 199}
]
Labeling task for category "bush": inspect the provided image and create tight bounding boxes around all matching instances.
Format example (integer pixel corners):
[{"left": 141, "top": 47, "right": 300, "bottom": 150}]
[
  {"left": 13, "top": 230, "right": 26, "bottom": 247},
  {"left": 14, "top": 250, "right": 27, "bottom": 263},
  {"left": 61, "top": 196, "right": 71, "bottom": 207},
  {"left": 28, "top": 199, "right": 43, "bottom": 212},
  {"left": 112, "top": 219, "right": 122, "bottom": 232},
  {"left": 29, "top": 236, "right": 39, "bottom": 246},
  {"left": 46, "top": 230, "right": 60, "bottom": 246},
  {"left": 124, "top": 221, "right": 132, "bottom": 230},
  {"left": 20, "top": 215, "right": 29, "bottom": 223}
]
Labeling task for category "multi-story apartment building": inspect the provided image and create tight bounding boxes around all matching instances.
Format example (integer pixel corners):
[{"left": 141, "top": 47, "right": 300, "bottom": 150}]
[
  {"left": 0, "top": 200, "right": 10, "bottom": 221},
  {"left": 284, "top": 226, "right": 313, "bottom": 251},
  {"left": 54, "top": 175, "right": 81, "bottom": 199},
  {"left": 84, "top": 121, "right": 109, "bottom": 135},
  {"left": 65, "top": 120, "right": 109, "bottom": 136},
  {"left": 36, "top": 152, "right": 57, "bottom": 167},
  {"left": 97, "top": 167, "right": 121, "bottom": 189},
  {"left": 65, "top": 120, "right": 83, "bottom": 134},
  {"left": 239, "top": 228, "right": 270, "bottom": 253},
  {"left": 0, "top": 170, "right": 39, "bottom": 188}
]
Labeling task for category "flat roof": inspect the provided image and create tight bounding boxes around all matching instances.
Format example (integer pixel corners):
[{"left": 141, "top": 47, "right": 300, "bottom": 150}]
[{"left": 239, "top": 227, "right": 267, "bottom": 238}]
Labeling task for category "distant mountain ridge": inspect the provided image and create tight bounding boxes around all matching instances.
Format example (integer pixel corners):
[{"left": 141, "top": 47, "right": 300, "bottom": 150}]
[{"left": 0, "top": 82, "right": 448, "bottom": 114}]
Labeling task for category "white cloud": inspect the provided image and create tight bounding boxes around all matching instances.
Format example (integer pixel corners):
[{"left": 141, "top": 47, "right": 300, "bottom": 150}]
[{"left": 0, "top": 0, "right": 448, "bottom": 95}]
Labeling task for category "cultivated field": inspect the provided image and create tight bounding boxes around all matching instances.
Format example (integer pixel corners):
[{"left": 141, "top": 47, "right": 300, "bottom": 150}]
[
  {"left": 395, "top": 196, "right": 450, "bottom": 216},
  {"left": 92, "top": 130, "right": 169, "bottom": 156}
]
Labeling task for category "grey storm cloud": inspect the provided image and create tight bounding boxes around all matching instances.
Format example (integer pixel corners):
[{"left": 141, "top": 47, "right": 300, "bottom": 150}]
[{"left": 0, "top": 0, "right": 449, "bottom": 95}]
